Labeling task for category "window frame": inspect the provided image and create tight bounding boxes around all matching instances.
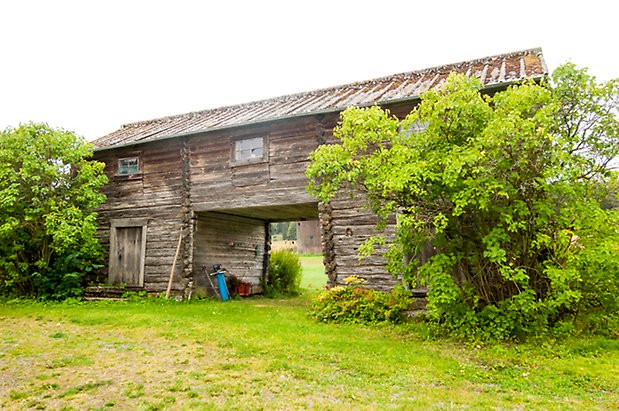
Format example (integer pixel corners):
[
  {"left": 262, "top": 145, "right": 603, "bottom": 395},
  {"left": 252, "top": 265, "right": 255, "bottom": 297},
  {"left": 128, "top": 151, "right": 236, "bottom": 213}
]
[
  {"left": 230, "top": 136, "right": 268, "bottom": 167},
  {"left": 117, "top": 155, "right": 142, "bottom": 177},
  {"left": 398, "top": 120, "right": 428, "bottom": 137}
]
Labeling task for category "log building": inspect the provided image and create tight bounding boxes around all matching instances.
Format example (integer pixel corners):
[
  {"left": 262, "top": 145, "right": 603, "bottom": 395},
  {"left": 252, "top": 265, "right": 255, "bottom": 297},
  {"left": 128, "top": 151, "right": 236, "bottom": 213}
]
[{"left": 91, "top": 49, "right": 548, "bottom": 296}]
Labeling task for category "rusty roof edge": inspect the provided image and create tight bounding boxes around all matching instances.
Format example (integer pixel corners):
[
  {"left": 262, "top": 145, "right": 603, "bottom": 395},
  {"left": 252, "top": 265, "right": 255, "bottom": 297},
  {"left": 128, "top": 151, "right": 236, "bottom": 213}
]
[
  {"left": 537, "top": 50, "right": 550, "bottom": 77},
  {"left": 93, "top": 73, "right": 546, "bottom": 153},
  {"left": 116, "top": 47, "right": 545, "bottom": 130}
]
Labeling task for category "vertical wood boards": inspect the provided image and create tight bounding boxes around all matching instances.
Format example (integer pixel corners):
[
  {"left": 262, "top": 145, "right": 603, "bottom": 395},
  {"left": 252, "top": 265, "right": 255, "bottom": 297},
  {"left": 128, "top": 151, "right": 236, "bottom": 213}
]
[
  {"left": 109, "top": 226, "right": 143, "bottom": 286},
  {"left": 100, "top": 209, "right": 184, "bottom": 291},
  {"left": 297, "top": 219, "right": 322, "bottom": 254},
  {"left": 108, "top": 217, "right": 148, "bottom": 287}
]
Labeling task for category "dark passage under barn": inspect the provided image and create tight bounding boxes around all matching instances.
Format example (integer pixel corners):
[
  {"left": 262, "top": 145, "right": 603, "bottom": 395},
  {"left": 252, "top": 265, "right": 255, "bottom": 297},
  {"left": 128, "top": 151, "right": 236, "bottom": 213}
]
[{"left": 191, "top": 203, "right": 319, "bottom": 296}]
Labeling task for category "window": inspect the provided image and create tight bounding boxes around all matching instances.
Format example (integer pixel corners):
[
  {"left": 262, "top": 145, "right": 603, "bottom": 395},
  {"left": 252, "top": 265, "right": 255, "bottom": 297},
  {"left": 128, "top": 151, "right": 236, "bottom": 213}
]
[
  {"left": 399, "top": 120, "right": 428, "bottom": 136},
  {"left": 118, "top": 157, "right": 140, "bottom": 175},
  {"left": 233, "top": 137, "right": 265, "bottom": 163}
]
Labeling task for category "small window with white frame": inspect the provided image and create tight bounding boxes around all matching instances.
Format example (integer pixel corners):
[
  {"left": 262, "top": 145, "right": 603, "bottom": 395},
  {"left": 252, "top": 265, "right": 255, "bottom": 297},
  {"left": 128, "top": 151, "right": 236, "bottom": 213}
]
[
  {"left": 232, "top": 136, "right": 266, "bottom": 164},
  {"left": 118, "top": 156, "right": 140, "bottom": 175}
]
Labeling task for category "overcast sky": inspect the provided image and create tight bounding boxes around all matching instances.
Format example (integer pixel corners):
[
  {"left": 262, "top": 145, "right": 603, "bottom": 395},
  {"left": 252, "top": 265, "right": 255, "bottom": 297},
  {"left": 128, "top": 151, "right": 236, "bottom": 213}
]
[{"left": 0, "top": 0, "right": 617, "bottom": 141}]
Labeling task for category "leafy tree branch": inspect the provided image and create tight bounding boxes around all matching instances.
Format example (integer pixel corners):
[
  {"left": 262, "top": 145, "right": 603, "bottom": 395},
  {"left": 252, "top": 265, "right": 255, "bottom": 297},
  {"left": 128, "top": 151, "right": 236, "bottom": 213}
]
[{"left": 307, "top": 64, "right": 619, "bottom": 340}]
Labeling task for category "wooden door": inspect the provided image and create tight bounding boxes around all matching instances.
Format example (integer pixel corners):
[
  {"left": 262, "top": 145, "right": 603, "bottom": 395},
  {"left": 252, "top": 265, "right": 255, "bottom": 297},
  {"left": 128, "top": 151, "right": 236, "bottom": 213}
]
[{"left": 110, "top": 226, "right": 144, "bottom": 286}]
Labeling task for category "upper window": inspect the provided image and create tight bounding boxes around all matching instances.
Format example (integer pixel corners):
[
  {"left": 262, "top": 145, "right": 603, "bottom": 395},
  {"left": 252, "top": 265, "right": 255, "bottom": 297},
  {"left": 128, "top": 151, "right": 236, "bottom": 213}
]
[
  {"left": 233, "top": 137, "right": 266, "bottom": 164},
  {"left": 399, "top": 120, "right": 428, "bottom": 137},
  {"left": 118, "top": 157, "right": 140, "bottom": 175}
]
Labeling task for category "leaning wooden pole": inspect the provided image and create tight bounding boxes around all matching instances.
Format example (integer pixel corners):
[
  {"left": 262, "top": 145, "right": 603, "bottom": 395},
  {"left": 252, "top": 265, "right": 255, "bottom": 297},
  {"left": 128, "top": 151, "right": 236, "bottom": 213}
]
[{"left": 166, "top": 228, "right": 183, "bottom": 299}]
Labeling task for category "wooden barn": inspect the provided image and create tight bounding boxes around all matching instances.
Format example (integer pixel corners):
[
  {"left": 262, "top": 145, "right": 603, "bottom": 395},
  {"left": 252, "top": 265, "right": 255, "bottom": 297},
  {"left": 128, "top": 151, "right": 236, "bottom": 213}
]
[{"left": 91, "top": 48, "right": 547, "bottom": 297}]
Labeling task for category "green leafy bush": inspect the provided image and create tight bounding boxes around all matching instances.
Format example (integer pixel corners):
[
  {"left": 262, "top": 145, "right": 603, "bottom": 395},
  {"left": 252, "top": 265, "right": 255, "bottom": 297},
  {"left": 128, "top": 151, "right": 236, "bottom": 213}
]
[
  {"left": 309, "top": 278, "right": 412, "bottom": 324},
  {"left": 265, "top": 249, "right": 302, "bottom": 296},
  {"left": 33, "top": 253, "right": 103, "bottom": 300},
  {"left": 307, "top": 64, "right": 619, "bottom": 340},
  {"left": 0, "top": 123, "right": 107, "bottom": 299}
]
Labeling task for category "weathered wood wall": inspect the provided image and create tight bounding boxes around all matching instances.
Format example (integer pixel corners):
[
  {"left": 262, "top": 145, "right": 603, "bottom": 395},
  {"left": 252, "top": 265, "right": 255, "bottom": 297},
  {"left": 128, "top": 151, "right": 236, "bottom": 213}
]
[
  {"left": 192, "top": 212, "right": 267, "bottom": 296},
  {"left": 315, "top": 100, "right": 422, "bottom": 291},
  {"left": 94, "top": 139, "right": 189, "bottom": 293},
  {"left": 188, "top": 115, "right": 337, "bottom": 214},
  {"left": 297, "top": 220, "right": 322, "bottom": 254},
  {"left": 93, "top": 83, "right": 530, "bottom": 295},
  {"left": 320, "top": 197, "right": 399, "bottom": 291},
  {"left": 94, "top": 101, "right": 425, "bottom": 294}
]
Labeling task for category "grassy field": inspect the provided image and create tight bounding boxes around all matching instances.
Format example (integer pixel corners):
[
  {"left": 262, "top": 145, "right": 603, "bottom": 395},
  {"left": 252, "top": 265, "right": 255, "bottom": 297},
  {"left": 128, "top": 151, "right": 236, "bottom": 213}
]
[
  {"left": 298, "top": 254, "right": 326, "bottom": 291},
  {"left": 0, "top": 258, "right": 618, "bottom": 410}
]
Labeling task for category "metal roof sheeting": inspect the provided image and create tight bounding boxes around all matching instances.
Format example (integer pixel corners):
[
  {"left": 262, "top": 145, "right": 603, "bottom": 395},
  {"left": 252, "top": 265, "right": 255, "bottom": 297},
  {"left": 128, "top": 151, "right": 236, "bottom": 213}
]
[{"left": 93, "top": 48, "right": 547, "bottom": 150}]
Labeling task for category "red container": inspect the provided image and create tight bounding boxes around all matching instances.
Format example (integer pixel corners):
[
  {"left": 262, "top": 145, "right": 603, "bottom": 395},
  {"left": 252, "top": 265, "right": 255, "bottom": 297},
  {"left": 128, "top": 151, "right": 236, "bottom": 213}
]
[{"left": 237, "top": 282, "right": 251, "bottom": 297}]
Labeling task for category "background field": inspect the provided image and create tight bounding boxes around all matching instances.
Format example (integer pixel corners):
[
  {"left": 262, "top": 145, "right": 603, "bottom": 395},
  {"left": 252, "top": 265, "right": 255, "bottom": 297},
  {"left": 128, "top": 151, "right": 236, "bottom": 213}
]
[
  {"left": 298, "top": 254, "right": 326, "bottom": 291},
  {"left": 0, "top": 257, "right": 617, "bottom": 410}
]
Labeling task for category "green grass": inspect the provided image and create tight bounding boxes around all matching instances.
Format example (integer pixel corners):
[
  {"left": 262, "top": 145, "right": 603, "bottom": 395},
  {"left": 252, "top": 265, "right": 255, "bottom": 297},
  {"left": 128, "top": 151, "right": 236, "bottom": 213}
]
[
  {"left": 0, "top": 258, "right": 617, "bottom": 409},
  {"left": 298, "top": 254, "right": 326, "bottom": 291}
]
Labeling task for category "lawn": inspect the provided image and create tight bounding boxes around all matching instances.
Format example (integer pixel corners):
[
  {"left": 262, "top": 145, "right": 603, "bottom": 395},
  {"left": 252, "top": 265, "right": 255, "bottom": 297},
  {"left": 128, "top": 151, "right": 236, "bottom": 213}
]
[
  {"left": 298, "top": 254, "right": 326, "bottom": 291},
  {"left": 0, "top": 259, "right": 617, "bottom": 410}
]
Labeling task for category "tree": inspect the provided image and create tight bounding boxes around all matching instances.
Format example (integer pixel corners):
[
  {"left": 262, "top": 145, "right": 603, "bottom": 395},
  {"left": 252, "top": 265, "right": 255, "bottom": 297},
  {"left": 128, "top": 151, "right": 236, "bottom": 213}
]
[
  {"left": 0, "top": 123, "right": 108, "bottom": 299},
  {"left": 270, "top": 222, "right": 298, "bottom": 241},
  {"left": 307, "top": 64, "right": 619, "bottom": 339},
  {"left": 285, "top": 221, "right": 297, "bottom": 241}
]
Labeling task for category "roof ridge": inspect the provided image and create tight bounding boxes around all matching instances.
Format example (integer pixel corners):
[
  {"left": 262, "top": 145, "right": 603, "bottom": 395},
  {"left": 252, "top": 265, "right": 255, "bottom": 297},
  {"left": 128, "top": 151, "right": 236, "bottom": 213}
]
[{"left": 121, "top": 47, "right": 544, "bottom": 129}]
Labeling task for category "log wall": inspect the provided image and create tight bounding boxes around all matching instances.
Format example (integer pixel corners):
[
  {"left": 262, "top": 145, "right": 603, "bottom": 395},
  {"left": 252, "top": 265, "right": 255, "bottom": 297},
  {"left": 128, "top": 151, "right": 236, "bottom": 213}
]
[
  {"left": 188, "top": 115, "right": 337, "bottom": 212},
  {"left": 320, "top": 197, "right": 399, "bottom": 291},
  {"left": 94, "top": 139, "right": 188, "bottom": 293},
  {"left": 192, "top": 212, "right": 267, "bottom": 296},
  {"left": 94, "top": 101, "right": 421, "bottom": 294},
  {"left": 315, "top": 101, "right": 422, "bottom": 291}
]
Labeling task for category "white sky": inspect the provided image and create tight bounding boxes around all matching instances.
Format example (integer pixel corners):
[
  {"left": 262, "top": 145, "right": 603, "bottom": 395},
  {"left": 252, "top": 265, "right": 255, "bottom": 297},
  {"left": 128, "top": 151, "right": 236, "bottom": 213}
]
[{"left": 0, "top": 0, "right": 617, "bottom": 141}]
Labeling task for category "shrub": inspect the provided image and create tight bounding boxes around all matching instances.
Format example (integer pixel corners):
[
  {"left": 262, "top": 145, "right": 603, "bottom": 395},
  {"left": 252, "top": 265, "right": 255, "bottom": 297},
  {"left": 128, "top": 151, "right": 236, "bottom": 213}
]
[
  {"left": 0, "top": 123, "right": 107, "bottom": 299},
  {"left": 33, "top": 253, "right": 102, "bottom": 300},
  {"left": 309, "top": 278, "right": 412, "bottom": 324},
  {"left": 265, "top": 249, "right": 302, "bottom": 296},
  {"left": 307, "top": 64, "right": 619, "bottom": 340}
]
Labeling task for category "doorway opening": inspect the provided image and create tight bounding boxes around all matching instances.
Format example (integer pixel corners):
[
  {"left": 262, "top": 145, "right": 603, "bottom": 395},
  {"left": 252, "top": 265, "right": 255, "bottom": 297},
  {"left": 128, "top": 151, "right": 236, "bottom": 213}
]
[
  {"left": 192, "top": 202, "right": 325, "bottom": 296},
  {"left": 269, "top": 219, "right": 325, "bottom": 291}
]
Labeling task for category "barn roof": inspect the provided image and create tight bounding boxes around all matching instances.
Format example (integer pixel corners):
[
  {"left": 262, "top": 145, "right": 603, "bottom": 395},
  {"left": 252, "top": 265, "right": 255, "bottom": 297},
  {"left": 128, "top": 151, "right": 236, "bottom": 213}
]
[{"left": 93, "top": 48, "right": 547, "bottom": 150}]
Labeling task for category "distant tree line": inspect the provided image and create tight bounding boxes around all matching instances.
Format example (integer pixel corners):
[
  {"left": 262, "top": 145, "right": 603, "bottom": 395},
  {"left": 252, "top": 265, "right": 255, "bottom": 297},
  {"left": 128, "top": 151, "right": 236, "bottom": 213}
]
[{"left": 270, "top": 222, "right": 297, "bottom": 241}]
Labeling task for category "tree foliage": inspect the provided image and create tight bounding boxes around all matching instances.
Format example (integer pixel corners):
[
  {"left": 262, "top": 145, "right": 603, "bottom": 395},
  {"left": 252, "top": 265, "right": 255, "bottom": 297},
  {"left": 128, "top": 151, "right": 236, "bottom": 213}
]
[
  {"left": 307, "top": 64, "right": 619, "bottom": 339},
  {"left": 270, "top": 222, "right": 297, "bottom": 241},
  {"left": 0, "top": 123, "right": 108, "bottom": 299}
]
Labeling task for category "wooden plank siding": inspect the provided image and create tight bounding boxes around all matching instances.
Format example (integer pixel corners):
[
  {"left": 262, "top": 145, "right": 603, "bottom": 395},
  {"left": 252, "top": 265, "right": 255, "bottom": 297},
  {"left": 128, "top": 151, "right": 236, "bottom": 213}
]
[
  {"left": 324, "top": 196, "right": 399, "bottom": 291},
  {"left": 94, "top": 104, "right": 417, "bottom": 294},
  {"left": 192, "top": 212, "right": 267, "bottom": 296},
  {"left": 297, "top": 220, "right": 322, "bottom": 254},
  {"left": 187, "top": 116, "right": 334, "bottom": 213},
  {"left": 92, "top": 50, "right": 549, "bottom": 295},
  {"left": 94, "top": 139, "right": 188, "bottom": 293}
]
